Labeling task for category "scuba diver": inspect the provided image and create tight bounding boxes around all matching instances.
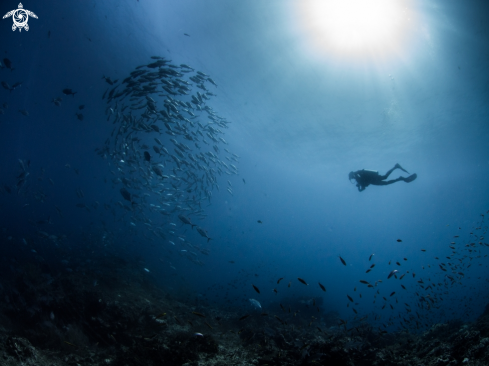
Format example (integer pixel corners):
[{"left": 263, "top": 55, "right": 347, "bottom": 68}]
[{"left": 349, "top": 163, "right": 417, "bottom": 192}]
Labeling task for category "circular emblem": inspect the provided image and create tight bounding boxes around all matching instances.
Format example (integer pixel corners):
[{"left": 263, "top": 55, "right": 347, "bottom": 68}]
[{"left": 13, "top": 9, "right": 28, "bottom": 29}]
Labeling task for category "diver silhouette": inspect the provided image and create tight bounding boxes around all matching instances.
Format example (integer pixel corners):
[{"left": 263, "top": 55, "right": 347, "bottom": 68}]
[{"left": 349, "top": 163, "right": 417, "bottom": 192}]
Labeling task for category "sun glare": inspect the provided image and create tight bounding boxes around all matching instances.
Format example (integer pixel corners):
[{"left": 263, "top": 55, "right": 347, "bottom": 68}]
[{"left": 300, "top": 0, "right": 408, "bottom": 55}]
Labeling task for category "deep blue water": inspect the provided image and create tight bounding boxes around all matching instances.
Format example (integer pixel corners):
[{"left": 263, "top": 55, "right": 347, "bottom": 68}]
[{"left": 1, "top": 0, "right": 488, "bottom": 335}]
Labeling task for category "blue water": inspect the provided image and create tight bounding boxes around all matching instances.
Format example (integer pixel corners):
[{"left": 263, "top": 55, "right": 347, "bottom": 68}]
[{"left": 1, "top": 0, "right": 488, "bottom": 335}]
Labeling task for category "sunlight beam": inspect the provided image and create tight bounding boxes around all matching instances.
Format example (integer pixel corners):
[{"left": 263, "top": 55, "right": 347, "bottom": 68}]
[{"left": 300, "top": 0, "right": 409, "bottom": 55}]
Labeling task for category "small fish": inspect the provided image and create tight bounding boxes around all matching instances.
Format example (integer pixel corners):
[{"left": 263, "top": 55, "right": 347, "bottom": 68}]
[
  {"left": 277, "top": 277, "right": 284, "bottom": 284},
  {"left": 79, "top": 105, "right": 85, "bottom": 110},
  {"left": 184, "top": 33, "right": 190, "bottom": 37},
  {"left": 0, "top": 81, "right": 10, "bottom": 91},
  {"left": 144, "top": 151, "right": 151, "bottom": 162},
  {"left": 390, "top": 292, "right": 395, "bottom": 297},
  {"left": 339, "top": 256, "right": 347, "bottom": 266},
  {"left": 62, "top": 88, "right": 77, "bottom": 97},
  {"left": 249, "top": 298, "right": 261, "bottom": 309},
  {"left": 3, "top": 58, "right": 13, "bottom": 71},
  {"left": 388, "top": 270, "right": 398, "bottom": 279},
  {"left": 192, "top": 311, "right": 205, "bottom": 318},
  {"left": 397, "top": 239, "right": 402, "bottom": 242},
  {"left": 369, "top": 253, "right": 374, "bottom": 261},
  {"left": 347, "top": 295, "right": 353, "bottom": 302},
  {"left": 274, "top": 315, "right": 284, "bottom": 324},
  {"left": 318, "top": 282, "right": 326, "bottom": 292},
  {"left": 297, "top": 278, "right": 308, "bottom": 286},
  {"left": 120, "top": 187, "right": 132, "bottom": 202},
  {"left": 257, "top": 220, "right": 262, "bottom": 224},
  {"left": 102, "top": 75, "right": 116, "bottom": 85},
  {"left": 178, "top": 214, "right": 196, "bottom": 229},
  {"left": 196, "top": 227, "right": 212, "bottom": 242},
  {"left": 252, "top": 284, "right": 260, "bottom": 294},
  {"left": 239, "top": 314, "right": 250, "bottom": 321},
  {"left": 143, "top": 268, "right": 150, "bottom": 272},
  {"left": 75, "top": 112, "right": 84, "bottom": 121},
  {"left": 194, "top": 332, "right": 203, "bottom": 337}
]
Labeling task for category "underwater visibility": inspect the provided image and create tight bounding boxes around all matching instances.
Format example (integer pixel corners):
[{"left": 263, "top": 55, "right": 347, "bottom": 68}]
[{"left": 0, "top": 0, "right": 489, "bottom": 365}]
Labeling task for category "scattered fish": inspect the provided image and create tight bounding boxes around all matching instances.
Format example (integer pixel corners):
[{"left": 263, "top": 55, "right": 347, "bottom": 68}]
[
  {"left": 3, "top": 58, "right": 13, "bottom": 71},
  {"left": 249, "top": 298, "right": 261, "bottom": 309},
  {"left": 196, "top": 227, "right": 212, "bottom": 242},
  {"left": 178, "top": 214, "right": 195, "bottom": 228},
  {"left": 388, "top": 270, "right": 398, "bottom": 279},
  {"left": 62, "top": 88, "right": 77, "bottom": 97}
]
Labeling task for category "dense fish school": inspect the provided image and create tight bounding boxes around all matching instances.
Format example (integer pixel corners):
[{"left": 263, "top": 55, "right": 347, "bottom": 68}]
[{"left": 95, "top": 57, "right": 238, "bottom": 264}]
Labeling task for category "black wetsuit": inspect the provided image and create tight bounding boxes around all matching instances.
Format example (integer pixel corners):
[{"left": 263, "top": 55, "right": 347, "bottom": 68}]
[{"left": 349, "top": 164, "right": 417, "bottom": 192}]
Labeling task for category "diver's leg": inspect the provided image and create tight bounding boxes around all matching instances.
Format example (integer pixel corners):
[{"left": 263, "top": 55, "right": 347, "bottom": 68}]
[
  {"left": 395, "top": 163, "right": 409, "bottom": 174},
  {"left": 373, "top": 177, "right": 403, "bottom": 186},
  {"left": 379, "top": 166, "right": 397, "bottom": 180},
  {"left": 379, "top": 164, "right": 409, "bottom": 180},
  {"left": 375, "top": 175, "right": 417, "bottom": 185}
]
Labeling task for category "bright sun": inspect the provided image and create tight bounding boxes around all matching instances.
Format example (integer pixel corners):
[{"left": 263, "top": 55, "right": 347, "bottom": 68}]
[{"left": 300, "top": 0, "right": 408, "bottom": 54}]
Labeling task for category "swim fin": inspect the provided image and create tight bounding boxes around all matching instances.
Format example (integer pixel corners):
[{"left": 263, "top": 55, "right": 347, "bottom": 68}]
[
  {"left": 404, "top": 173, "right": 417, "bottom": 183},
  {"left": 395, "top": 163, "right": 409, "bottom": 174}
]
